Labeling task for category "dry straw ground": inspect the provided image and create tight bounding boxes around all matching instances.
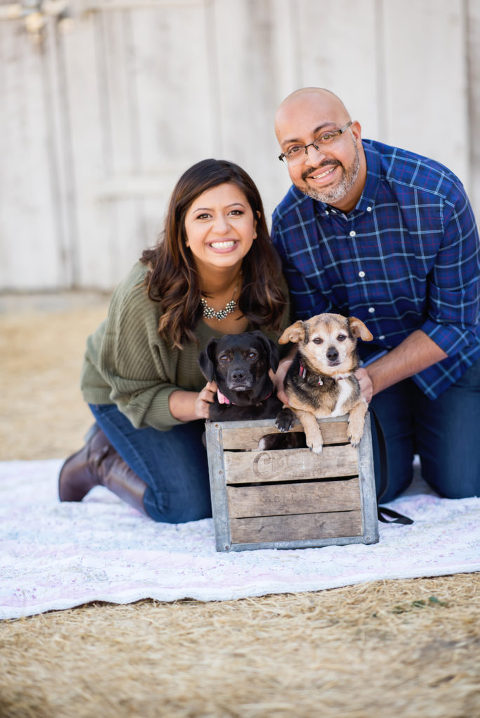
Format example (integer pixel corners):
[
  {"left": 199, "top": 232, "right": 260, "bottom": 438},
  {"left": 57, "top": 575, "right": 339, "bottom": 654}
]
[{"left": 0, "top": 293, "right": 479, "bottom": 718}]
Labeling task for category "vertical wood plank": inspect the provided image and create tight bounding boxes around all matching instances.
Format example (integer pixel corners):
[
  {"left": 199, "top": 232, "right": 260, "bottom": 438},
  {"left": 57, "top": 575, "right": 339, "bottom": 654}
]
[
  {"left": 466, "top": 0, "right": 480, "bottom": 217},
  {"left": 381, "top": 0, "right": 468, "bottom": 181},
  {"left": 0, "top": 19, "right": 63, "bottom": 289}
]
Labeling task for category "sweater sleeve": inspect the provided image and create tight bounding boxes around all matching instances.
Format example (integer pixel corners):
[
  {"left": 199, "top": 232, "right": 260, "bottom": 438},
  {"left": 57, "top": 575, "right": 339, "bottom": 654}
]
[{"left": 82, "top": 265, "right": 187, "bottom": 431}]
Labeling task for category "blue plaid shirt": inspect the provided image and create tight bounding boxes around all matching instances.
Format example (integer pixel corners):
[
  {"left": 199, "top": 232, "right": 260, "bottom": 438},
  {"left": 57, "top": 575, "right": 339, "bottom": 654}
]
[{"left": 272, "top": 139, "right": 480, "bottom": 399}]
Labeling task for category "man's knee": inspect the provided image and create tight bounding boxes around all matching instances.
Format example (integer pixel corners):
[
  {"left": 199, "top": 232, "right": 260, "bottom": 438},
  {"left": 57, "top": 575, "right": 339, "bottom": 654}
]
[{"left": 422, "top": 451, "right": 480, "bottom": 499}]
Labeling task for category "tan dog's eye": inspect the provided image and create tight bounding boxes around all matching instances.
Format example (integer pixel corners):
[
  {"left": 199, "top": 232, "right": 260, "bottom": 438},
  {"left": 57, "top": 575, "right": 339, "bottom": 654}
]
[
  {"left": 337, "top": 334, "right": 347, "bottom": 341},
  {"left": 312, "top": 337, "right": 323, "bottom": 344}
]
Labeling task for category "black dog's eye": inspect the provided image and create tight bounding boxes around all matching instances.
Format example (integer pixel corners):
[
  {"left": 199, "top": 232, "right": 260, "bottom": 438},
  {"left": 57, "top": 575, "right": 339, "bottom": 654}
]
[
  {"left": 337, "top": 334, "right": 347, "bottom": 342},
  {"left": 312, "top": 337, "right": 323, "bottom": 345},
  {"left": 218, "top": 353, "right": 231, "bottom": 362},
  {"left": 247, "top": 351, "right": 258, "bottom": 360}
]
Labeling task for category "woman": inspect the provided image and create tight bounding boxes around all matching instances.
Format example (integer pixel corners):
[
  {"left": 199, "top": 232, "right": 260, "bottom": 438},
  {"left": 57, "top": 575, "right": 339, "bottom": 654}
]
[{"left": 59, "top": 159, "right": 289, "bottom": 522}]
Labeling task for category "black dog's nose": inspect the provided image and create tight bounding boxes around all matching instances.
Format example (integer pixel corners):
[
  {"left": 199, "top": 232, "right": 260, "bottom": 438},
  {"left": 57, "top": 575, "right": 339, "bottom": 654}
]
[
  {"left": 326, "top": 346, "right": 339, "bottom": 361},
  {"left": 231, "top": 368, "right": 247, "bottom": 382}
]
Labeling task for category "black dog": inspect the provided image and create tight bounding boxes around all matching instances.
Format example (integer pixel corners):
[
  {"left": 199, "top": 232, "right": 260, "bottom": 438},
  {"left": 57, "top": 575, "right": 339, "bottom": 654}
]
[{"left": 198, "top": 331, "right": 282, "bottom": 421}]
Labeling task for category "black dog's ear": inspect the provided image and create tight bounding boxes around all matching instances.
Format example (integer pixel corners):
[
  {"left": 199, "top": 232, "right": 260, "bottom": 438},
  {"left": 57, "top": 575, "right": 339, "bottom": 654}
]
[
  {"left": 198, "top": 338, "right": 219, "bottom": 382},
  {"left": 251, "top": 331, "right": 280, "bottom": 373}
]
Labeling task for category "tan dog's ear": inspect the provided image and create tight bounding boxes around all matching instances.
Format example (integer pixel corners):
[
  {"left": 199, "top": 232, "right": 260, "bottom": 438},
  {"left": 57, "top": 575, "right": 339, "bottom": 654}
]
[
  {"left": 348, "top": 317, "right": 373, "bottom": 342},
  {"left": 278, "top": 320, "right": 306, "bottom": 345}
]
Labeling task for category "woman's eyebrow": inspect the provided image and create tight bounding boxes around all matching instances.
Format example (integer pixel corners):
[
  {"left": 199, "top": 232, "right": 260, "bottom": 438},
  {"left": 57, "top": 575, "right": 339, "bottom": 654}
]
[{"left": 192, "top": 202, "right": 246, "bottom": 211}]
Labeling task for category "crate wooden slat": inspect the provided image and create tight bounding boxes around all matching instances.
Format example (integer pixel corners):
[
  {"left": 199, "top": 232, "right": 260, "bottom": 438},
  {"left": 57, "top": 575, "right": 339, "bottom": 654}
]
[
  {"left": 205, "top": 414, "right": 378, "bottom": 552},
  {"left": 224, "top": 444, "right": 358, "bottom": 484},
  {"left": 220, "top": 420, "right": 349, "bottom": 450},
  {"left": 230, "top": 510, "right": 363, "bottom": 544},
  {"left": 227, "top": 477, "right": 360, "bottom": 518}
]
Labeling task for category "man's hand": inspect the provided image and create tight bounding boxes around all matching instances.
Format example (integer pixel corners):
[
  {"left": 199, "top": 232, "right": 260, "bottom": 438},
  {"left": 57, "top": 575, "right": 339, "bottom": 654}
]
[
  {"left": 270, "top": 357, "right": 294, "bottom": 406},
  {"left": 354, "top": 367, "right": 373, "bottom": 404}
]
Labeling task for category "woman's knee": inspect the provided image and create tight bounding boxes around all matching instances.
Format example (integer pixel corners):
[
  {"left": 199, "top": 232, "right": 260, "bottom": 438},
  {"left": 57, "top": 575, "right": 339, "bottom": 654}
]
[{"left": 143, "top": 485, "right": 212, "bottom": 523}]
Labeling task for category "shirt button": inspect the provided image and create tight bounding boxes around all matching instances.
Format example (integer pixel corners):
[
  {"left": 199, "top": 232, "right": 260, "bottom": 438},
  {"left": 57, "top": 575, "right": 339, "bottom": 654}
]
[
  {"left": 366, "top": 206, "right": 372, "bottom": 212},
  {"left": 378, "top": 335, "right": 385, "bottom": 341},
  {"left": 358, "top": 271, "right": 365, "bottom": 278},
  {"left": 349, "top": 230, "right": 356, "bottom": 237},
  {"left": 368, "top": 307, "right": 375, "bottom": 314},
  {"left": 325, "top": 211, "right": 329, "bottom": 215}
]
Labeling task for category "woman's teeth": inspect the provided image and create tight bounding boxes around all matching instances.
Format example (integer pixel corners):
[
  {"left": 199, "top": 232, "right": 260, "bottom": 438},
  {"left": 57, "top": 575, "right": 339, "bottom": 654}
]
[{"left": 210, "top": 240, "right": 236, "bottom": 249}]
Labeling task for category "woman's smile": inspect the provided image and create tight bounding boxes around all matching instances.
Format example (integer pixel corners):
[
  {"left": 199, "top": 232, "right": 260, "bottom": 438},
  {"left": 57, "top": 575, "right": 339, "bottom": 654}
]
[
  {"left": 184, "top": 182, "right": 257, "bottom": 272},
  {"left": 208, "top": 239, "right": 239, "bottom": 252}
]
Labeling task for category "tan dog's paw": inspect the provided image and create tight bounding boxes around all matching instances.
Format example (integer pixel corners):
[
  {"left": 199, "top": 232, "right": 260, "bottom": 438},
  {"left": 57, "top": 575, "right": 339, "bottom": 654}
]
[
  {"left": 348, "top": 429, "right": 362, "bottom": 448},
  {"left": 305, "top": 429, "right": 323, "bottom": 454},
  {"left": 347, "top": 402, "right": 367, "bottom": 448}
]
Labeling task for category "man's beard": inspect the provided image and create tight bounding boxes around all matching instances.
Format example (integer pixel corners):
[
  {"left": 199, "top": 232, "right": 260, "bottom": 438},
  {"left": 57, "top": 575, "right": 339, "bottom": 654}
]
[{"left": 300, "top": 140, "right": 360, "bottom": 205}]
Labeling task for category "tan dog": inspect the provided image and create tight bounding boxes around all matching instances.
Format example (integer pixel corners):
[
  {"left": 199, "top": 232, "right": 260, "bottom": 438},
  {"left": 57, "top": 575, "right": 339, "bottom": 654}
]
[{"left": 275, "top": 313, "right": 373, "bottom": 453}]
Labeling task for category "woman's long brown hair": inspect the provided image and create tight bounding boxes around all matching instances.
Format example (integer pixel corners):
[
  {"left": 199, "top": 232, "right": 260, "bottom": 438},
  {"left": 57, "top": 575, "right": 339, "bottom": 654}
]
[{"left": 140, "top": 159, "right": 287, "bottom": 348}]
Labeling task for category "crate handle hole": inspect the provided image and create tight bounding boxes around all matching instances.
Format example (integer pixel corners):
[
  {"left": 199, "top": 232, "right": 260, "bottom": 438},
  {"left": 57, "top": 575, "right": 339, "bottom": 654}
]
[{"left": 257, "top": 432, "right": 306, "bottom": 451}]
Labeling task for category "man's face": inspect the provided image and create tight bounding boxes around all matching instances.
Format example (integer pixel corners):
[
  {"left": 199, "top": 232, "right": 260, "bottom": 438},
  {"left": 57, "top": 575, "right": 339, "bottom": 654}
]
[{"left": 275, "top": 92, "right": 365, "bottom": 212}]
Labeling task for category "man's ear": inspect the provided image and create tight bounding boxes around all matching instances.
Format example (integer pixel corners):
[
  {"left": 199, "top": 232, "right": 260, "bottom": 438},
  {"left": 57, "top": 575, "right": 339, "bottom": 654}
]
[
  {"left": 278, "top": 321, "right": 305, "bottom": 345},
  {"left": 198, "top": 338, "right": 218, "bottom": 381},
  {"left": 251, "top": 331, "right": 280, "bottom": 372},
  {"left": 348, "top": 316, "right": 373, "bottom": 342}
]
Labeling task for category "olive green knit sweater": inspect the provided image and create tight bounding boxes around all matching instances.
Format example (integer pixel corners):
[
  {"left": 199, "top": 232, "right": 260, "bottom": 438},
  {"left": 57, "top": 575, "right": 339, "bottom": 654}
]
[{"left": 81, "top": 261, "right": 289, "bottom": 431}]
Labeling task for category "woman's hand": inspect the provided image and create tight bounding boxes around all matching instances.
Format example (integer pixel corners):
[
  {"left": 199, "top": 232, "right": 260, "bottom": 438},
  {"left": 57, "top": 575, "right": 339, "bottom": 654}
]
[
  {"left": 194, "top": 381, "right": 217, "bottom": 419},
  {"left": 169, "top": 382, "right": 217, "bottom": 422}
]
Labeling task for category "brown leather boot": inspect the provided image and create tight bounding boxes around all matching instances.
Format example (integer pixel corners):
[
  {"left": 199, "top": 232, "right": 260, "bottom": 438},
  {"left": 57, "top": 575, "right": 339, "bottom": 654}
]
[
  {"left": 59, "top": 427, "right": 112, "bottom": 501},
  {"left": 59, "top": 427, "right": 147, "bottom": 514}
]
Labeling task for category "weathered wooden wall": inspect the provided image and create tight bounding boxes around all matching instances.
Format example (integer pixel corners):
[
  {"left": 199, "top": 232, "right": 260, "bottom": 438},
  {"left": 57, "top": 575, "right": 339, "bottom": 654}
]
[{"left": 1, "top": 0, "right": 479, "bottom": 290}]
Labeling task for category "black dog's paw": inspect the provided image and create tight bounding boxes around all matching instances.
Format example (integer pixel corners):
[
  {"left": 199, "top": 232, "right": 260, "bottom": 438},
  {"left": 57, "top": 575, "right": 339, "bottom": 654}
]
[
  {"left": 259, "top": 432, "right": 306, "bottom": 450},
  {"left": 275, "top": 407, "right": 296, "bottom": 433}
]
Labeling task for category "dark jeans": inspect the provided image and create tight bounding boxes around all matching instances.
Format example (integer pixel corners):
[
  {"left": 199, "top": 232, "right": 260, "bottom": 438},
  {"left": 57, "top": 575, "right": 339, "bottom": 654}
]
[
  {"left": 370, "top": 358, "right": 480, "bottom": 502},
  {"left": 89, "top": 403, "right": 211, "bottom": 523}
]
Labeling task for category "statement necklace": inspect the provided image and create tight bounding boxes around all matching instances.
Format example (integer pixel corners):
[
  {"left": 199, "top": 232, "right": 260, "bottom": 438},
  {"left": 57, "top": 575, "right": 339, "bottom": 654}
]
[{"left": 201, "top": 278, "right": 240, "bottom": 321}]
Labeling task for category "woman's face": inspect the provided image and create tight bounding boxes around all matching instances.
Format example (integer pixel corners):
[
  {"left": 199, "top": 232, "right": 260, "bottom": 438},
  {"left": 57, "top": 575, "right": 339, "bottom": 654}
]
[{"left": 183, "top": 182, "right": 257, "bottom": 275}]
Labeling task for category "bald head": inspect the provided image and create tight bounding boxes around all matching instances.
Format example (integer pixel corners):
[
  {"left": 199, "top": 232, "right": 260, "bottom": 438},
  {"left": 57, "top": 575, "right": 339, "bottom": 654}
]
[{"left": 275, "top": 87, "right": 351, "bottom": 141}]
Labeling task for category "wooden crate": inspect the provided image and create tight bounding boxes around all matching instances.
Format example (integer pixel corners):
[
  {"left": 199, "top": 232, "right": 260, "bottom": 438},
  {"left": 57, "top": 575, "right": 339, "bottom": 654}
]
[{"left": 205, "top": 414, "right": 378, "bottom": 552}]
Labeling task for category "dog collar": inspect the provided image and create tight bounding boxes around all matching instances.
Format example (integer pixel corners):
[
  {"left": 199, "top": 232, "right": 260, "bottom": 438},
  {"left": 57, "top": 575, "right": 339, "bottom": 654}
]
[
  {"left": 217, "top": 389, "right": 272, "bottom": 406},
  {"left": 299, "top": 361, "right": 323, "bottom": 385}
]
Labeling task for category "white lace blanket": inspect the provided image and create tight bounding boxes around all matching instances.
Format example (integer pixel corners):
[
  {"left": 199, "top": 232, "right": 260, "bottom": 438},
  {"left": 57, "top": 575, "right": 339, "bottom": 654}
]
[{"left": 1, "top": 459, "right": 479, "bottom": 620}]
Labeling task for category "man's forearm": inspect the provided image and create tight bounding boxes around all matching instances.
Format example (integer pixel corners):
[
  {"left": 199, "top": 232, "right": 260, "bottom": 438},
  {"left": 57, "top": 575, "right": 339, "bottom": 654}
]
[{"left": 365, "top": 330, "right": 447, "bottom": 396}]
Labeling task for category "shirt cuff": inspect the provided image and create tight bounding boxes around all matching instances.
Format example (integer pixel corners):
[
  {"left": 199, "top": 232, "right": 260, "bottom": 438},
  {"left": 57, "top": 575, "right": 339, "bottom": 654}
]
[{"left": 421, "top": 318, "right": 474, "bottom": 357}]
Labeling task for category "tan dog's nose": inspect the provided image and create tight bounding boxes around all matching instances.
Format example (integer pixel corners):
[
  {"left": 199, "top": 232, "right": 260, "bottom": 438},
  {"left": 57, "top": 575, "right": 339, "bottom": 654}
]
[{"left": 326, "top": 346, "right": 339, "bottom": 362}]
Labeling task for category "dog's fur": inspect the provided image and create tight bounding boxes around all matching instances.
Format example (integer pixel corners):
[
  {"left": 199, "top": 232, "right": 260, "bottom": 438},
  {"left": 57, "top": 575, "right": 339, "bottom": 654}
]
[
  {"left": 199, "top": 331, "right": 283, "bottom": 421},
  {"left": 275, "top": 313, "right": 373, "bottom": 453}
]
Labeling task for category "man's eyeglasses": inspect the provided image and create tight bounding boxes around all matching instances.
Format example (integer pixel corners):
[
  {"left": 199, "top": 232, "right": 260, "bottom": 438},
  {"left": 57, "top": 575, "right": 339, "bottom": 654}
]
[{"left": 278, "top": 121, "right": 353, "bottom": 164}]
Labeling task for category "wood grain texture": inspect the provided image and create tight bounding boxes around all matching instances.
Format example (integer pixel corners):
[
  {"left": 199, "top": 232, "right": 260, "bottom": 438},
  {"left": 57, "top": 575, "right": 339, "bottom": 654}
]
[
  {"left": 221, "top": 421, "right": 349, "bottom": 450},
  {"left": 227, "top": 477, "right": 360, "bottom": 518},
  {"left": 224, "top": 445, "right": 358, "bottom": 484},
  {"left": 230, "top": 510, "right": 363, "bottom": 544}
]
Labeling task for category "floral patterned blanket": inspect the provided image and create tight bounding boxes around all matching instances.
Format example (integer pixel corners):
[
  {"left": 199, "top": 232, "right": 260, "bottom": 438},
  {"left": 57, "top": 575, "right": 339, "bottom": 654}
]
[{"left": 1, "top": 459, "right": 479, "bottom": 620}]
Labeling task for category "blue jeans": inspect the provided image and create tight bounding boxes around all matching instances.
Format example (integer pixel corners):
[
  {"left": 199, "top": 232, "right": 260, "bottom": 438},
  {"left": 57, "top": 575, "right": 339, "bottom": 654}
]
[
  {"left": 89, "top": 404, "right": 211, "bottom": 523},
  {"left": 370, "top": 358, "right": 480, "bottom": 502}
]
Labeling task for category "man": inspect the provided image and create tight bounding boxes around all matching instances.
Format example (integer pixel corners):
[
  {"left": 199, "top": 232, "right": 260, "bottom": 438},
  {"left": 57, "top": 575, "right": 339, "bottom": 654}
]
[{"left": 272, "top": 87, "right": 480, "bottom": 502}]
